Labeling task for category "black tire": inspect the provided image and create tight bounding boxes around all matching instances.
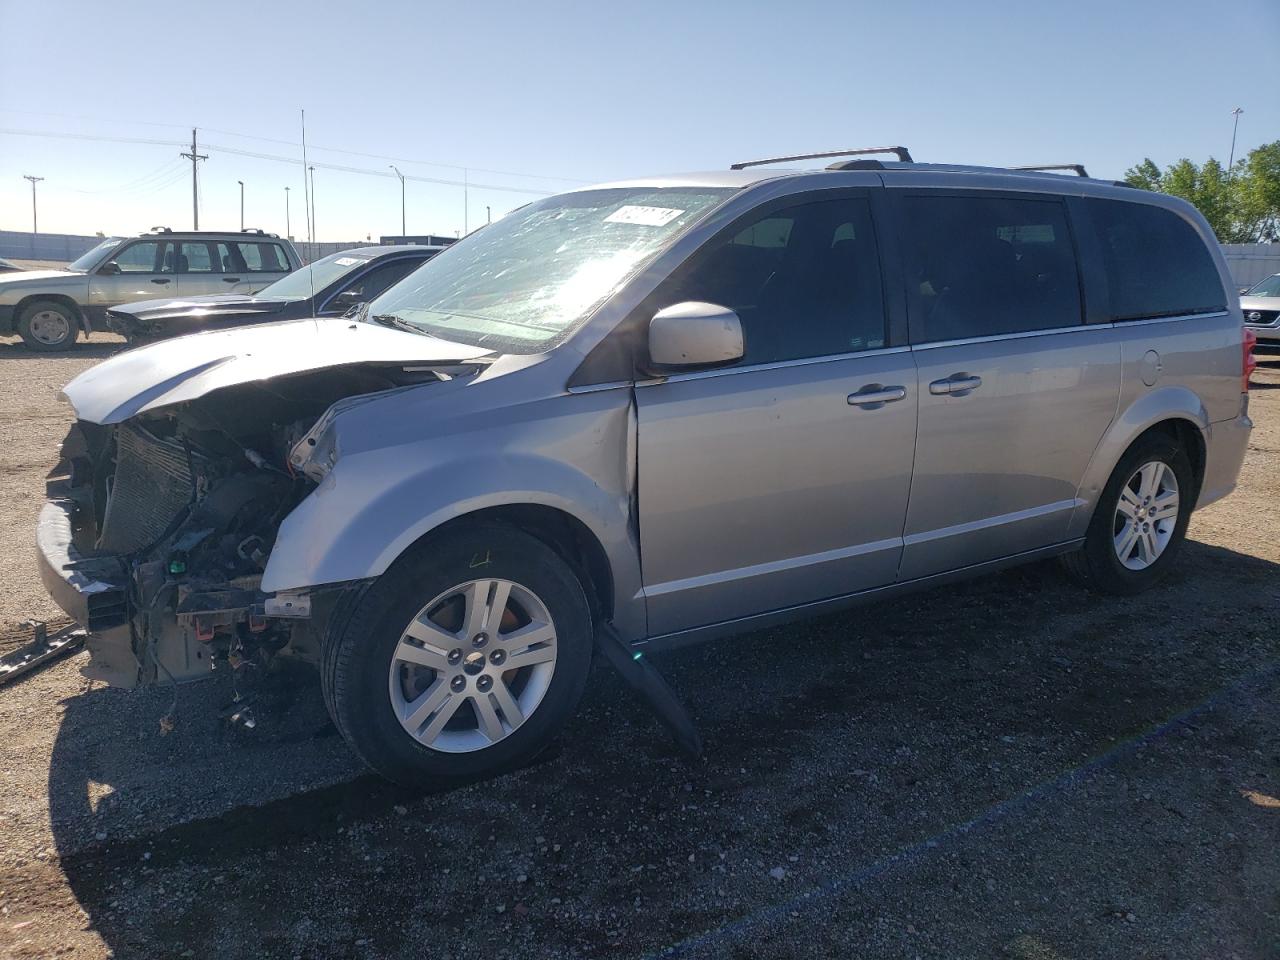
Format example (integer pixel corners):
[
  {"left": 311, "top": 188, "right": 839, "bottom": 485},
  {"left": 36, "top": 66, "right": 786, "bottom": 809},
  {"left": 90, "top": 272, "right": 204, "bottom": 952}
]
[
  {"left": 1062, "top": 433, "right": 1195, "bottom": 595},
  {"left": 323, "top": 521, "right": 593, "bottom": 787},
  {"left": 17, "top": 300, "right": 79, "bottom": 351}
]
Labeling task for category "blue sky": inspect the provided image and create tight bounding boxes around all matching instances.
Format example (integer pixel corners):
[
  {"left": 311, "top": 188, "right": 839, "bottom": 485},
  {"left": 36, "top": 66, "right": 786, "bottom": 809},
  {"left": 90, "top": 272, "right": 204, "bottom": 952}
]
[{"left": 1, "top": 0, "right": 1277, "bottom": 242}]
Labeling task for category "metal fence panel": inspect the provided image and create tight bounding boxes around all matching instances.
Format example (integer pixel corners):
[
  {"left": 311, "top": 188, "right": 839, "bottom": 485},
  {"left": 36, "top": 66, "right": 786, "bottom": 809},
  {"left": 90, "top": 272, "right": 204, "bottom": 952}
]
[{"left": 1222, "top": 243, "right": 1280, "bottom": 289}]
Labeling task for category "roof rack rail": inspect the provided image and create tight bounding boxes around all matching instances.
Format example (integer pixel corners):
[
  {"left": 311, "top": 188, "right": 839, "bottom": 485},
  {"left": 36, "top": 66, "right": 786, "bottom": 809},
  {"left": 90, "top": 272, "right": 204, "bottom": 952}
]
[
  {"left": 730, "top": 146, "right": 913, "bottom": 170},
  {"left": 148, "top": 225, "right": 172, "bottom": 233},
  {"left": 1010, "top": 164, "right": 1090, "bottom": 178}
]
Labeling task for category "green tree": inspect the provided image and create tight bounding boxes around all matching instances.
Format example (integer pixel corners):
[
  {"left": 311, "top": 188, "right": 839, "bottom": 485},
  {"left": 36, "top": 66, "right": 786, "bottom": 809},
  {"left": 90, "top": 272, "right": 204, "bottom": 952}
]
[{"left": 1123, "top": 141, "right": 1280, "bottom": 243}]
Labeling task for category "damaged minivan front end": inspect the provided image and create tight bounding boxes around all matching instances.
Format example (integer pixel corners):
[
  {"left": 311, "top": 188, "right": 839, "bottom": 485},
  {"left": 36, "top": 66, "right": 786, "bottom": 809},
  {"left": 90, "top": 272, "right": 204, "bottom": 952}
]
[{"left": 38, "top": 317, "right": 493, "bottom": 691}]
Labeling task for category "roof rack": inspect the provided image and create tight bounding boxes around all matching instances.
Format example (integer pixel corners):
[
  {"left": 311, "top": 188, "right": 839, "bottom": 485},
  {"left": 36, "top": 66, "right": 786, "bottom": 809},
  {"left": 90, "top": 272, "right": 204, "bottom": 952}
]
[
  {"left": 730, "top": 146, "right": 913, "bottom": 171},
  {"left": 1010, "top": 164, "right": 1090, "bottom": 178},
  {"left": 148, "top": 226, "right": 172, "bottom": 234}
]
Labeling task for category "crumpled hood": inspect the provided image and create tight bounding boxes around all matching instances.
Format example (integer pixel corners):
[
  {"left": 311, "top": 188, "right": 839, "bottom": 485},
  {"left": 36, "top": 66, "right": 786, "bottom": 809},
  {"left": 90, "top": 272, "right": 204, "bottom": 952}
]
[
  {"left": 107, "top": 293, "right": 295, "bottom": 322},
  {"left": 0, "top": 269, "right": 82, "bottom": 287},
  {"left": 62, "top": 316, "right": 494, "bottom": 424}
]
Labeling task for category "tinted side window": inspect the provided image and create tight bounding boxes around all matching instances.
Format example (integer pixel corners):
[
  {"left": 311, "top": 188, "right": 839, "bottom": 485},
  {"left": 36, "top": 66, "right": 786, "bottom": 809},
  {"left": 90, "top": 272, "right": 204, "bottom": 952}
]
[
  {"left": 1081, "top": 198, "right": 1226, "bottom": 321},
  {"left": 902, "top": 195, "right": 1082, "bottom": 343},
  {"left": 178, "top": 241, "right": 216, "bottom": 273},
  {"left": 114, "top": 240, "right": 167, "bottom": 273},
  {"left": 236, "top": 242, "right": 290, "bottom": 272},
  {"left": 664, "top": 198, "right": 886, "bottom": 364}
]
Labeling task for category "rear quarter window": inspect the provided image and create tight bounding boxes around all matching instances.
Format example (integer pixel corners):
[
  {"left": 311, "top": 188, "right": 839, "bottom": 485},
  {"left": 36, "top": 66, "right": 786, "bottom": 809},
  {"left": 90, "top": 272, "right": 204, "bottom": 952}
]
[
  {"left": 236, "top": 242, "right": 291, "bottom": 273},
  {"left": 1081, "top": 198, "right": 1226, "bottom": 321}
]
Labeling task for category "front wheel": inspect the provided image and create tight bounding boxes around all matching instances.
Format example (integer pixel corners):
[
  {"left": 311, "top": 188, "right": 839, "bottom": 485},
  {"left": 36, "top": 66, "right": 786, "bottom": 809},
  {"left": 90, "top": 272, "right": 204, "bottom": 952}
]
[
  {"left": 1062, "top": 434, "right": 1194, "bottom": 595},
  {"left": 17, "top": 300, "right": 79, "bottom": 351},
  {"left": 323, "top": 522, "right": 593, "bottom": 786}
]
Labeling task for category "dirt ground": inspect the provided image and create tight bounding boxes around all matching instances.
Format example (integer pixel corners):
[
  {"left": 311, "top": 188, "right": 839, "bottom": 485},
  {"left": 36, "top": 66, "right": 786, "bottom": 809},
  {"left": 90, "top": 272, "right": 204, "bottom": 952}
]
[{"left": 0, "top": 332, "right": 1277, "bottom": 959}]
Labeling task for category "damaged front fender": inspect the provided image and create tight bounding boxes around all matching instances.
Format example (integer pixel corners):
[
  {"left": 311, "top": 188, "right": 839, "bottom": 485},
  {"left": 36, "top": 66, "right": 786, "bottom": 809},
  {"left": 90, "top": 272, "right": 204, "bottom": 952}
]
[{"left": 261, "top": 384, "right": 645, "bottom": 639}]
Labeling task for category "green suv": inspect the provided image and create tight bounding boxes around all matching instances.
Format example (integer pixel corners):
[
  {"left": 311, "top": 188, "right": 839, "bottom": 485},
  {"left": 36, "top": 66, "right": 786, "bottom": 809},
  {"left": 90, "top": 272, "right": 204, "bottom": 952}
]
[{"left": 0, "top": 228, "right": 301, "bottom": 350}]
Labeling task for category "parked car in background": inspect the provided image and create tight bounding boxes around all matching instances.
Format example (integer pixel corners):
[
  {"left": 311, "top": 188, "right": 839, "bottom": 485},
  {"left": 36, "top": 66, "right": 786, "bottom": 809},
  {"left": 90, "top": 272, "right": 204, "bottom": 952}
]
[
  {"left": 106, "top": 245, "right": 446, "bottom": 344},
  {"left": 38, "top": 155, "right": 1252, "bottom": 786},
  {"left": 0, "top": 257, "right": 24, "bottom": 273},
  {"left": 1242, "top": 273, "right": 1280, "bottom": 348},
  {"left": 0, "top": 228, "right": 301, "bottom": 351}
]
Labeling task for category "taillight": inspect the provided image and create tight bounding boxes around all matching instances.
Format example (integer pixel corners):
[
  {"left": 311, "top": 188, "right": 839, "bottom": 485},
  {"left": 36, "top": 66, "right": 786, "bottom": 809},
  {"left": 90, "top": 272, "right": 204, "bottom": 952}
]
[{"left": 1243, "top": 327, "right": 1257, "bottom": 392}]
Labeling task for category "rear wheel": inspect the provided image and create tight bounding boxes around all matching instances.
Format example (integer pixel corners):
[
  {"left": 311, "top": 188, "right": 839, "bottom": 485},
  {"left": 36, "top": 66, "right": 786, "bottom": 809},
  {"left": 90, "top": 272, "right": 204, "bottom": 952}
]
[
  {"left": 323, "top": 522, "right": 593, "bottom": 786},
  {"left": 17, "top": 300, "right": 79, "bottom": 351},
  {"left": 1062, "top": 433, "right": 1194, "bottom": 595}
]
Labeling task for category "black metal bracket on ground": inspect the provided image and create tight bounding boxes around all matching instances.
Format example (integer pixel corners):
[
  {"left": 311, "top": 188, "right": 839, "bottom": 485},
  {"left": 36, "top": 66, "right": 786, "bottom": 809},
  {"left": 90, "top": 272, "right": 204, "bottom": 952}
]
[
  {"left": 0, "top": 620, "right": 86, "bottom": 688},
  {"left": 595, "top": 622, "right": 703, "bottom": 759}
]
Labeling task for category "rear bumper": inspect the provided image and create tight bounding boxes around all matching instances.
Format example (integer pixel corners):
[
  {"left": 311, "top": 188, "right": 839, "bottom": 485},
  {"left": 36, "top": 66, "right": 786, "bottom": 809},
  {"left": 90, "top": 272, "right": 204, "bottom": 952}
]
[{"left": 1197, "top": 405, "right": 1253, "bottom": 510}]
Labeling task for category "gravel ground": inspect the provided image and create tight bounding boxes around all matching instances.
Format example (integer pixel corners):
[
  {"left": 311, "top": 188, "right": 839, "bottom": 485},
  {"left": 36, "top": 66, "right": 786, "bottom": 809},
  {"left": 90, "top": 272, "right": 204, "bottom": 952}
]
[{"left": 0, "top": 333, "right": 1277, "bottom": 959}]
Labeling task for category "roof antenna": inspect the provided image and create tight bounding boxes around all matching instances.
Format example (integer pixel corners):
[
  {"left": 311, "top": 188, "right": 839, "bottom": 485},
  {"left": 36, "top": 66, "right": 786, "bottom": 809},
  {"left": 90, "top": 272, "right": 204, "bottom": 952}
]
[{"left": 299, "top": 108, "right": 317, "bottom": 310}]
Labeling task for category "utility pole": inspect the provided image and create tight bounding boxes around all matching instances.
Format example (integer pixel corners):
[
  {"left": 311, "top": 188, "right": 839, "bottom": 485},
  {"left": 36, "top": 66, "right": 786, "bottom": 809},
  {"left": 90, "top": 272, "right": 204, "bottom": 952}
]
[
  {"left": 1228, "top": 107, "right": 1244, "bottom": 174},
  {"left": 389, "top": 165, "right": 406, "bottom": 237},
  {"left": 22, "top": 175, "right": 43, "bottom": 235},
  {"left": 284, "top": 186, "right": 291, "bottom": 240},
  {"left": 238, "top": 180, "right": 245, "bottom": 230},
  {"left": 180, "top": 128, "right": 207, "bottom": 229},
  {"left": 486, "top": 205, "right": 491, "bottom": 226},
  {"left": 463, "top": 168, "right": 469, "bottom": 235}
]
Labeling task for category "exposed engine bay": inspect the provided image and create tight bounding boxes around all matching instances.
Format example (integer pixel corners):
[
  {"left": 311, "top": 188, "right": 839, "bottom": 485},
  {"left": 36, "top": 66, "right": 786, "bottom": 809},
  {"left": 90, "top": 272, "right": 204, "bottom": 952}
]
[{"left": 43, "top": 362, "right": 463, "bottom": 698}]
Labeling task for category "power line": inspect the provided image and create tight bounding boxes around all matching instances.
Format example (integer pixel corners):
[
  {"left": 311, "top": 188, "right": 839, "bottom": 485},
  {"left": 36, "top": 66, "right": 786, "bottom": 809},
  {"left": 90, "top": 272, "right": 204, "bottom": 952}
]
[
  {"left": 1, "top": 127, "right": 562, "bottom": 197},
  {"left": 69, "top": 158, "right": 188, "bottom": 195},
  {"left": 0, "top": 113, "right": 589, "bottom": 184}
]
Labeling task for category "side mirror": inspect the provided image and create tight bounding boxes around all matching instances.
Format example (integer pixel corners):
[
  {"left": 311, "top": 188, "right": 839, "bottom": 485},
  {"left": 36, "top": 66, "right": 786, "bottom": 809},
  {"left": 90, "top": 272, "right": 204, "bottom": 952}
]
[
  {"left": 647, "top": 301, "right": 743, "bottom": 371},
  {"left": 331, "top": 289, "right": 364, "bottom": 309},
  {"left": 98, "top": 262, "right": 121, "bottom": 276}
]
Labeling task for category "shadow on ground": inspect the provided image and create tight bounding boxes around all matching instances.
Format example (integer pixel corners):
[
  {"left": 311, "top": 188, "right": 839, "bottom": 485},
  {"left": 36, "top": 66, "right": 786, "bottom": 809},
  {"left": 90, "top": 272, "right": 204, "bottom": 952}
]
[
  {"left": 45, "top": 541, "right": 1280, "bottom": 959},
  {"left": 0, "top": 340, "right": 124, "bottom": 362}
]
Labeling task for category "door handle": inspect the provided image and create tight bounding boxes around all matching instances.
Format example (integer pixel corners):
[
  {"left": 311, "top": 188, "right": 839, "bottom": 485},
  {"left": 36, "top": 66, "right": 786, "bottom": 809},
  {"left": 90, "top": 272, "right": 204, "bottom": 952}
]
[
  {"left": 847, "top": 384, "right": 907, "bottom": 408},
  {"left": 928, "top": 374, "right": 983, "bottom": 396},
  {"left": 150, "top": 278, "right": 171, "bottom": 285},
  {"left": 222, "top": 277, "right": 241, "bottom": 283}
]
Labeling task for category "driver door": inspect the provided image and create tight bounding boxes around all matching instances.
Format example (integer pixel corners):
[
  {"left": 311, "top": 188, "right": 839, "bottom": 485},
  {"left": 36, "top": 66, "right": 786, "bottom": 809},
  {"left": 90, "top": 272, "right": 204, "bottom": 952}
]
[
  {"left": 635, "top": 191, "right": 918, "bottom": 637},
  {"left": 87, "top": 238, "right": 174, "bottom": 311}
]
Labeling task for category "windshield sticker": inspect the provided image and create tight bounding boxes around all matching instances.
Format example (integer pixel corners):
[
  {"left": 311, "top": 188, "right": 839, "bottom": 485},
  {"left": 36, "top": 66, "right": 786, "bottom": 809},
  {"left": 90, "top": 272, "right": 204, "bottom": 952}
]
[
  {"left": 334, "top": 256, "right": 366, "bottom": 266},
  {"left": 605, "top": 205, "right": 685, "bottom": 227}
]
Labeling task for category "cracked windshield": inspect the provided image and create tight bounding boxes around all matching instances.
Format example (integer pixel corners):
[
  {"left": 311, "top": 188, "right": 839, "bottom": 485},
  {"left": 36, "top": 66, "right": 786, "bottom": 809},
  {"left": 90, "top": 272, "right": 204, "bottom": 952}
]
[{"left": 367, "top": 187, "right": 733, "bottom": 351}]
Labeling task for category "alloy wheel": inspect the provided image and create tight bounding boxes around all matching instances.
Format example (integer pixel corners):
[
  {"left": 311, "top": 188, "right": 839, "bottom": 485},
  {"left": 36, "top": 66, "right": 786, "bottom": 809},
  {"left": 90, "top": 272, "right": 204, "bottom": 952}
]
[
  {"left": 28, "top": 309, "right": 70, "bottom": 345},
  {"left": 1112, "top": 460, "right": 1180, "bottom": 571},
  {"left": 388, "top": 578, "right": 557, "bottom": 753}
]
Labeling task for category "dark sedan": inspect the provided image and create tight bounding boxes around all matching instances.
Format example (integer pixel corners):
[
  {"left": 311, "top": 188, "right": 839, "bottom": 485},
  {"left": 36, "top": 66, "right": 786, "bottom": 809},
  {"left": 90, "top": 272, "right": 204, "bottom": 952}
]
[{"left": 106, "top": 245, "right": 445, "bottom": 343}]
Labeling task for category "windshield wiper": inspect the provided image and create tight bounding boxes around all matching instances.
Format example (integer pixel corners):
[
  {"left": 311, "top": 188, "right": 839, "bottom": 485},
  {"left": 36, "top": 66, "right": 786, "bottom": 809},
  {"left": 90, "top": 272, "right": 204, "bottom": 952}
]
[{"left": 371, "top": 313, "right": 431, "bottom": 337}]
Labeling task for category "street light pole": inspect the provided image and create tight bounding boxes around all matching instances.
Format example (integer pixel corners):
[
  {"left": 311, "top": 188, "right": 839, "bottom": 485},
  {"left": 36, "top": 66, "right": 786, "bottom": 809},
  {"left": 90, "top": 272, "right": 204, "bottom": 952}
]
[
  {"left": 238, "top": 180, "right": 245, "bottom": 231},
  {"left": 22, "top": 175, "right": 43, "bottom": 235},
  {"left": 1228, "top": 107, "right": 1244, "bottom": 174},
  {"left": 389, "top": 164, "right": 406, "bottom": 237},
  {"left": 284, "top": 186, "right": 291, "bottom": 239}
]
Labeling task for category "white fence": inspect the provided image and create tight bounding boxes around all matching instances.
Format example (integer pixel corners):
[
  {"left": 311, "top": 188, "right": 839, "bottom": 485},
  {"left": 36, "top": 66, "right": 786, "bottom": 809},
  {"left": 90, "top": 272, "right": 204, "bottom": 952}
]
[{"left": 1222, "top": 243, "right": 1280, "bottom": 289}]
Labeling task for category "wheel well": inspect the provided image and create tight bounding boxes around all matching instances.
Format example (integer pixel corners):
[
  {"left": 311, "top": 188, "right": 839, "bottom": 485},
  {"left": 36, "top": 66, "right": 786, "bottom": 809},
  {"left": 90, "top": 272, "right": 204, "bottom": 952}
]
[
  {"left": 14, "top": 294, "right": 85, "bottom": 330},
  {"left": 1135, "top": 418, "right": 1206, "bottom": 498},
  {"left": 428, "top": 505, "right": 615, "bottom": 621}
]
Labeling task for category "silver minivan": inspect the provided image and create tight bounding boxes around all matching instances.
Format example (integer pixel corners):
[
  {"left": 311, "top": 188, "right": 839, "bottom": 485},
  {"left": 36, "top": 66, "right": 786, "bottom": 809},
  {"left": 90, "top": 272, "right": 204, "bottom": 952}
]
[{"left": 38, "top": 152, "right": 1253, "bottom": 785}]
